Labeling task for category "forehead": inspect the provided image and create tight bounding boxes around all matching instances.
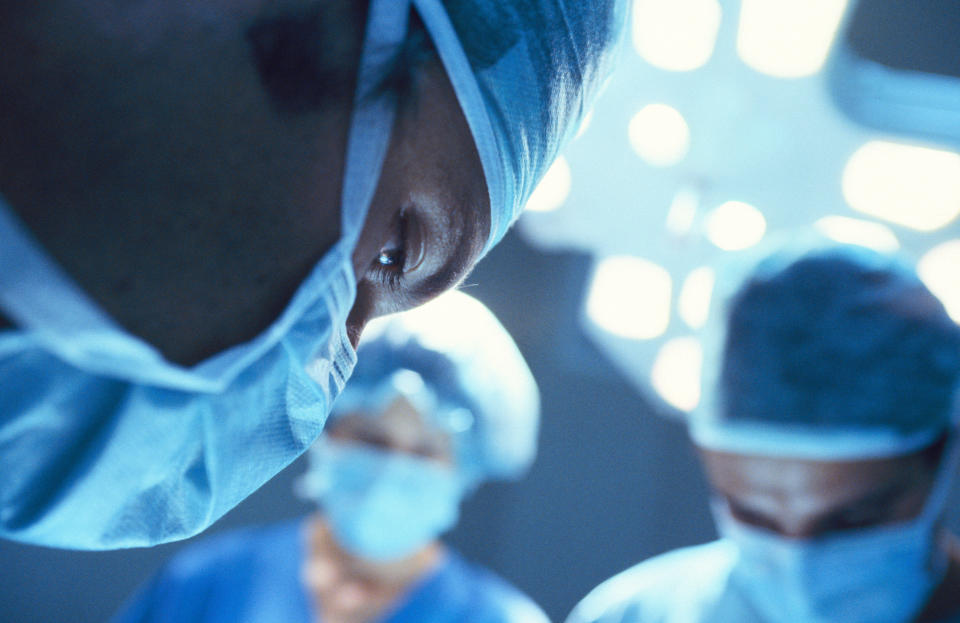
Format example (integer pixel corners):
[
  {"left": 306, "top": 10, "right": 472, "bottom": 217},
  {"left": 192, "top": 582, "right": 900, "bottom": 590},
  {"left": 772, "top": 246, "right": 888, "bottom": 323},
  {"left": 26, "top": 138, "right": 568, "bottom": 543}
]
[{"left": 699, "top": 448, "right": 921, "bottom": 516}]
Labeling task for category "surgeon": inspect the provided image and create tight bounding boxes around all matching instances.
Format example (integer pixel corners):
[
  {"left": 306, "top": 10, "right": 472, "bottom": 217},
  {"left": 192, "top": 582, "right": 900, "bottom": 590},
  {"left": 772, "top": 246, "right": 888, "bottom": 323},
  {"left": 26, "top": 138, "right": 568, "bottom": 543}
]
[
  {"left": 567, "top": 243, "right": 960, "bottom": 623},
  {"left": 108, "top": 290, "right": 546, "bottom": 623},
  {"left": 0, "top": 1, "right": 627, "bottom": 549}
]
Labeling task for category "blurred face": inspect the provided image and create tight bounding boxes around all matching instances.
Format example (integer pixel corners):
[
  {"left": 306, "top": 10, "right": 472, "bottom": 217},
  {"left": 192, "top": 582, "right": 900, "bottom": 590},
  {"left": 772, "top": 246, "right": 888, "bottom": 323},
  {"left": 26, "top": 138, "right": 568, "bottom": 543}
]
[
  {"left": 699, "top": 447, "right": 938, "bottom": 538},
  {"left": 327, "top": 396, "right": 454, "bottom": 465},
  {"left": 0, "top": 1, "right": 489, "bottom": 359},
  {"left": 303, "top": 398, "right": 455, "bottom": 621}
]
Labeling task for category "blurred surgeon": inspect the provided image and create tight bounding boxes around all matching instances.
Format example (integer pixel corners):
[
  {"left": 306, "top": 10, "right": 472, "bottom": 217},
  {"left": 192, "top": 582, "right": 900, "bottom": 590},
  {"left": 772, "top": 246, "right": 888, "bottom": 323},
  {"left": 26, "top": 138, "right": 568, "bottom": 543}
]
[
  {"left": 0, "top": 1, "right": 628, "bottom": 549},
  {"left": 110, "top": 290, "right": 548, "bottom": 623},
  {"left": 567, "top": 243, "right": 960, "bottom": 623}
]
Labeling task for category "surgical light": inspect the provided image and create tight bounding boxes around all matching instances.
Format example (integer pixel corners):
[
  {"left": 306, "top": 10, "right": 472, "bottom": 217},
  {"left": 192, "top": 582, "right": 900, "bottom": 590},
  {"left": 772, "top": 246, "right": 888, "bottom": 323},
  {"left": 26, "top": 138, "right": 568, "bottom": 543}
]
[
  {"left": 737, "top": 0, "right": 848, "bottom": 78},
  {"left": 842, "top": 141, "right": 960, "bottom": 231},
  {"left": 586, "top": 256, "right": 672, "bottom": 340},
  {"left": 651, "top": 337, "right": 702, "bottom": 412},
  {"left": 628, "top": 104, "right": 691, "bottom": 167},
  {"left": 679, "top": 267, "right": 715, "bottom": 330},
  {"left": 632, "top": 0, "right": 721, "bottom": 72},
  {"left": 814, "top": 215, "right": 900, "bottom": 252},
  {"left": 525, "top": 156, "right": 572, "bottom": 213},
  {"left": 705, "top": 201, "right": 766, "bottom": 251},
  {"left": 665, "top": 188, "right": 699, "bottom": 236},
  {"left": 918, "top": 240, "right": 960, "bottom": 324}
]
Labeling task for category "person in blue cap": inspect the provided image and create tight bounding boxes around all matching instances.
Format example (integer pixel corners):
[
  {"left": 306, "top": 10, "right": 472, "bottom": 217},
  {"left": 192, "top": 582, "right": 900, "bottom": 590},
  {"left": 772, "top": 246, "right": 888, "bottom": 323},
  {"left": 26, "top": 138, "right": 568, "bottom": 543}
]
[
  {"left": 0, "top": 1, "right": 628, "bottom": 549},
  {"left": 109, "top": 290, "right": 547, "bottom": 623},
  {"left": 566, "top": 243, "right": 960, "bottom": 623}
]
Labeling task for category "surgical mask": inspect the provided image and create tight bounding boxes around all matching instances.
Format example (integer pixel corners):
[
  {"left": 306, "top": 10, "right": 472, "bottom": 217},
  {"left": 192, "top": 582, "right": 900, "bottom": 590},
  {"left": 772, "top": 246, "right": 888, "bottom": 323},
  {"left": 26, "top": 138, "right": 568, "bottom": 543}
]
[
  {"left": 0, "top": 0, "right": 409, "bottom": 549},
  {"left": 715, "top": 434, "right": 960, "bottom": 623},
  {"left": 310, "top": 440, "right": 462, "bottom": 561}
]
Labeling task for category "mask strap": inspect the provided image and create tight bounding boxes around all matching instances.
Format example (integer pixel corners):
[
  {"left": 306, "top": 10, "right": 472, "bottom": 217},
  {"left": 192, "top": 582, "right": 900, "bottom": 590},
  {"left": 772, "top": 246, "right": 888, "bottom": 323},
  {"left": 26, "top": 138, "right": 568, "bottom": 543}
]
[
  {"left": 0, "top": 196, "right": 125, "bottom": 337},
  {"left": 412, "top": 0, "right": 505, "bottom": 256},
  {"left": 339, "top": 0, "right": 411, "bottom": 249}
]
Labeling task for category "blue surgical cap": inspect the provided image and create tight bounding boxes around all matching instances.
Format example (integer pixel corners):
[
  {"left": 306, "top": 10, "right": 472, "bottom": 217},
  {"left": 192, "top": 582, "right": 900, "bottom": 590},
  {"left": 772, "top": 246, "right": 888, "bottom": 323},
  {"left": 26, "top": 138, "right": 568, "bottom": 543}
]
[
  {"left": 412, "top": 0, "right": 629, "bottom": 254},
  {"left": 691, "top": 239, "right": 960, "bottom": 460},
  {"left": 329, "top": 290, "right": 540, "bottom": 483}
]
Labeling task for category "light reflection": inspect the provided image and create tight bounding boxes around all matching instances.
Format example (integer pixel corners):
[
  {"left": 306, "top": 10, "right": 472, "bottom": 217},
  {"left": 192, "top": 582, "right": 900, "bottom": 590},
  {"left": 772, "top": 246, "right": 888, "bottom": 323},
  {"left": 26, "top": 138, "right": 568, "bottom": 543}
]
[
  {"left": 679, "top": 267, "right": 715, "bottom": 329},
  {"left": 651, "top": 337, "right": 702, "bottom": 412},
  {"left": 814, "top": 215, "right": 900, "bottom": 252},
  {"left": 587, "top": 256, "right": 672, "bottom": 340},
  {"left": 842, "top": 141, "right": 960, "bottom": 231},
  {"left": 632, "top": 0, "right": 722, "bottom": 71},
  {"left": 705, "top": 201, "right": 767, "bottom": 251},
  {"left": 628, "top": 104, "right": 691, "bottom": 167},
  {"left": 525, "top": 157, "right": 572, "bottom": 213},
  {"left": 666, "top": 188, "right": 699, "bottom": 235},
  {"left": 737, "top": 0, "right": 848, "bottom": 78},
  {"left": 576, "top": 110, "right": 595, "bottom": 139},
  {"left": 918, "top": 240, "right": 960, "bottom": 323}
]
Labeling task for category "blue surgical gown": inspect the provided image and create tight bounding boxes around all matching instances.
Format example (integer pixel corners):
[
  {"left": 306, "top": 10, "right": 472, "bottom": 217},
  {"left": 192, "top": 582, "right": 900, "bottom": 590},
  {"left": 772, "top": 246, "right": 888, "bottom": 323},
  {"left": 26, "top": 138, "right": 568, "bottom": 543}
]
[
  {"left": 564, "top": 540, "right": 960, "bottom": 623},
  {"left": 111, "top": 519, "right": 550, "bottom": 623}
]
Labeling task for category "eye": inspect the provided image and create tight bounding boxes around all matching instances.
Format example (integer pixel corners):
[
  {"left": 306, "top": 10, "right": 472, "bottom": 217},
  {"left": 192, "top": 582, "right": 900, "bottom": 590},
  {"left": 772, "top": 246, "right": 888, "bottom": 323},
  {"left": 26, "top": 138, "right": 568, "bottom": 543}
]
[
  {"left": 370, "top": 210, "right": 410, "bottom": 288},
  {"left": 377, "top": 248, "right": 404, "bottom": 268}
]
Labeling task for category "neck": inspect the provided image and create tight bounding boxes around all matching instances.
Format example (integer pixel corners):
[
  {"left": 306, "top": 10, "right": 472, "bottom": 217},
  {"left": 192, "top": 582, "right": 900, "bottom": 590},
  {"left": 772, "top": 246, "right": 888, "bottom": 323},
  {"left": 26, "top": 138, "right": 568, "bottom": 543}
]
[{"left": 301, "top": 514, "right": 443, "bottom": 623}]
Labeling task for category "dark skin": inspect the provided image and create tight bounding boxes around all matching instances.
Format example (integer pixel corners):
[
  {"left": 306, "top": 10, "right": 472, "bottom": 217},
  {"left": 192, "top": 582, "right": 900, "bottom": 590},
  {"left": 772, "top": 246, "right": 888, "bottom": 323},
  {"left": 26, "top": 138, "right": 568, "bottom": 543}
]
[
  {"left": 0, "top": 0, "right": 489, "bottom": 363},
  {"left": 699, "top": 444, "right": 960, "bottom": 622}
]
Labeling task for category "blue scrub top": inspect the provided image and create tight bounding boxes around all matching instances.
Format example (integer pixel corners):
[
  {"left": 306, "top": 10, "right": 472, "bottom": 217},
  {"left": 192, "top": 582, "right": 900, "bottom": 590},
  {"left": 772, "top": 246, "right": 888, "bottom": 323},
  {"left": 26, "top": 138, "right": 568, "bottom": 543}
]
[
  {"left": 111, "top": 519, "right": 549, "bottom": 623},
  {"left": 565, "top": 540, "right": 960, "bottom": 623}
]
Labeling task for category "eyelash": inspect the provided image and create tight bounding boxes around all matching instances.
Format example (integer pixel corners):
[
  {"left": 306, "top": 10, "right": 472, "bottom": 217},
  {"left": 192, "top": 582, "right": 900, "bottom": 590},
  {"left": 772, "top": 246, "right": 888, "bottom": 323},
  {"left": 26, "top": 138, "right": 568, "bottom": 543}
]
[{"left": 371, "top": 210, "right": 409, "bottom": 289}]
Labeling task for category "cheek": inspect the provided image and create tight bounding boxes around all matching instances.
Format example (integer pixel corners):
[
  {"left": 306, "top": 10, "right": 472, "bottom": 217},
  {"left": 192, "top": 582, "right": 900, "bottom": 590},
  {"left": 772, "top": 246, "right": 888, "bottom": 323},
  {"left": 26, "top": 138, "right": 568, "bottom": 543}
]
[{"left": 345, "top": 286, "right": 373, "bottom": 349}]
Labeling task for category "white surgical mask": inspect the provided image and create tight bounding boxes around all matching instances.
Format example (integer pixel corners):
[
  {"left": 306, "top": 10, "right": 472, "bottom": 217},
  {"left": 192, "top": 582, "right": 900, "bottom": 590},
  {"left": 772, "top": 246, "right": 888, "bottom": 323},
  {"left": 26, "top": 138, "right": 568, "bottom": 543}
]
[
  {"left": 0, "top": 0, "right": 409, "bottom": 549},
  {"left": 715, "top": 434, "right": 960, "bottom": 623},
  {"left": 308, "top": 439, "right": 462, "bottom": 561}
]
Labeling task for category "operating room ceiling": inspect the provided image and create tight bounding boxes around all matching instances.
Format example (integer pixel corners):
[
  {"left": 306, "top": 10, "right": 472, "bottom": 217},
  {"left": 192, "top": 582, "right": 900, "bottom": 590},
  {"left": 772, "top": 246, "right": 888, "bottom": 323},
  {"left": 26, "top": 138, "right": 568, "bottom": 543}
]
[{"left": 514, "top": 0, "right": 960, "bottom": 415}]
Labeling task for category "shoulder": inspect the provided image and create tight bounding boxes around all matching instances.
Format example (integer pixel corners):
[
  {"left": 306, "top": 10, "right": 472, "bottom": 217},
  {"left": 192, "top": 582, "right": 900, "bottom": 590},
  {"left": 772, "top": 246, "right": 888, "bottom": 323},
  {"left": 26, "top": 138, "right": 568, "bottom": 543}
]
[
  {"left": 432, "top": 551, "right": 550, "bottom": 623},
  {"left": 565, "top": 541, "right": 736, "bottom": 623},
  {"left": 162, "top": 519, "right": 302, "bottom": 583},
  {"left": 110, "top": 520, "right": 306, "bottom": 623}
]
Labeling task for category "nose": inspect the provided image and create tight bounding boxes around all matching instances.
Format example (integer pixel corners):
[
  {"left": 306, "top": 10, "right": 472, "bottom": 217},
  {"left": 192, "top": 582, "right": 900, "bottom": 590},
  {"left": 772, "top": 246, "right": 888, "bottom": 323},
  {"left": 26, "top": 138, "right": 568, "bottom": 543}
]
[{"left": 345, "top": 293, "right": 369, "bottom": 350}]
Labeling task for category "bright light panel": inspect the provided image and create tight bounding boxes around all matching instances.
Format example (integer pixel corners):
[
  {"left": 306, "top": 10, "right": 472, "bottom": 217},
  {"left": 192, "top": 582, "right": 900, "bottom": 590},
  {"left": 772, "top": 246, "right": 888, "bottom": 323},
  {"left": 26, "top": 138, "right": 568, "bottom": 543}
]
[
  {"left": 679, "top": 267, "right": 715, "bottom": 329},
  {"left": 918, "top": 240, "right": 960, "bottom": 323},
  {"left": 632, "top": 0, "right": 722, "bottom": 71},
  {"left": 651, "top": 337, "right": 702, "bottom": 412},
  {"left": 525, "top": 156, "right": 572, "bottom": 213},
  {"left": 737, "top": 0, "right": 848, "bottom": 78},
  {"left": 587, "top": 256, "right": 672, "bottom": 340},
  {"left": 666, "top": 188, "right": 699, "bottom": 235},
  {"left": 842, "top": 141, "right": 960, "bottom": 231},
  {"left": 706, "top": 201, "right": 767, "bottom": 251},
  {"left": 628, "top": 104, "right": 691, "bottom": 167},
  {"left": 814, "top": 215, "right": 900, "bottom": 252}
]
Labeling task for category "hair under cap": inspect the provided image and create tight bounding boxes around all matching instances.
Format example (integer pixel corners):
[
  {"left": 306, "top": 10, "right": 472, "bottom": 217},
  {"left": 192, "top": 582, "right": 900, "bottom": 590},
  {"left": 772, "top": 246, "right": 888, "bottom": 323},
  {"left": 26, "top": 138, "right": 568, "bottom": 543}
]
[{"left": 690, "top": 238, "right": 960, "bottom": 460}]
